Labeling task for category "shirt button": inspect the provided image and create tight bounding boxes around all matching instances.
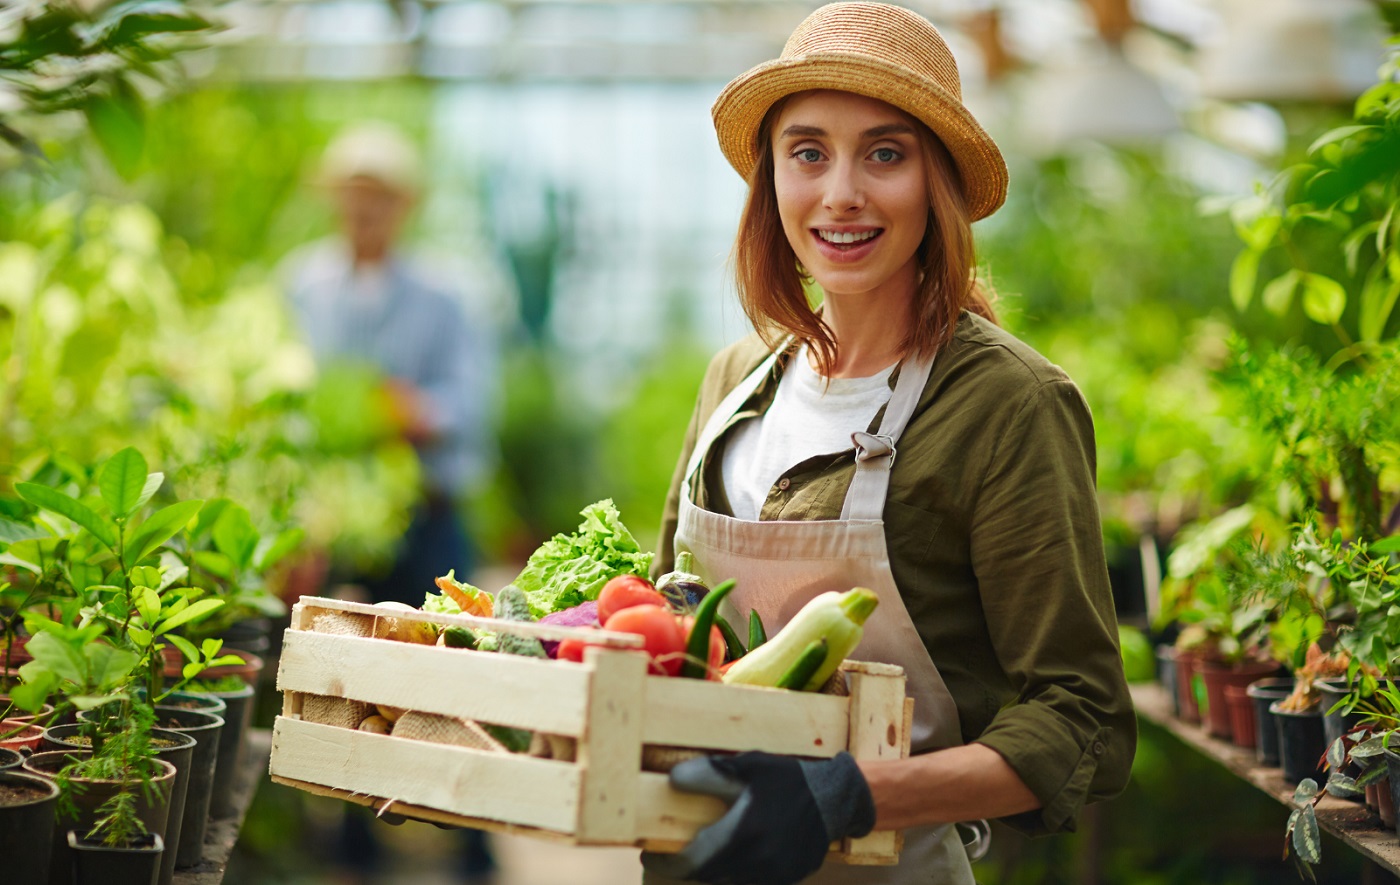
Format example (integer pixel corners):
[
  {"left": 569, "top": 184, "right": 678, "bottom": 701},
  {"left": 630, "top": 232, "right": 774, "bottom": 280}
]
[
  {"left": 778, "top": 478, "right": 791, "bottom": 491},
  {"left": 1091, "top": 740, "right": 1106, "bottom": 757}
]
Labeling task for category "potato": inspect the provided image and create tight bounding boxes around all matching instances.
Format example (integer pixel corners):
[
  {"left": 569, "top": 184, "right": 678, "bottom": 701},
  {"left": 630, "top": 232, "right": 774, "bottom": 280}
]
[
  {"left": 372, "top": 601, "right": 437, "bottom": 645},
  {"left": 376, "top": 703, "right": 406, "bottom": 723},
  {"left": 358, "top": 715, "right": 393, "bottom": 734}
]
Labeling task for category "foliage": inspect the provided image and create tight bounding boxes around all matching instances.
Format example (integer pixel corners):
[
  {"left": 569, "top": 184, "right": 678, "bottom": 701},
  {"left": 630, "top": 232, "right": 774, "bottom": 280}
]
[
  {"left": 0, "top": 0, "right": 216, "bottom": 178},
  {"left": 1229, "top": 38, "right": 1400, "bottom": 359}
]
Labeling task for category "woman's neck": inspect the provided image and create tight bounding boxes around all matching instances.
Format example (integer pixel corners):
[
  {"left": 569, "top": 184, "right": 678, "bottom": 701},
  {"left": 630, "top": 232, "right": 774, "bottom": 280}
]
[{"left": 819, "top": 291, "right": 914, "bottom": 379}]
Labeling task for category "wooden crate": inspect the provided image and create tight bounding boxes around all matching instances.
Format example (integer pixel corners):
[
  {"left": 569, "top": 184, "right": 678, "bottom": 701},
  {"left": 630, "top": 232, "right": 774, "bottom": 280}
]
[{"left": 269, "top": 596, "right": 912, "bottom": 864}]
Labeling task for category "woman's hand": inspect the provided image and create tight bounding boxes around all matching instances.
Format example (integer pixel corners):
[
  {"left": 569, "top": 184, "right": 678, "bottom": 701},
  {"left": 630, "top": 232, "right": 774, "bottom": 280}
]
[{"left": 640, "top": 751, "right": 875, "bottom": 885}]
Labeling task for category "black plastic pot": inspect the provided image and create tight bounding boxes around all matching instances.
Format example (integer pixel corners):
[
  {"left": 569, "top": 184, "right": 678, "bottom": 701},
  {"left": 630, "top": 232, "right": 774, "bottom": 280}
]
[
  {"left": 216, "top": 617, "right": 273, "bottom": 657},
  {"left": 1317, "top": 678, "right": 1369, "bottom": 752},
  {"left": 22, "top": 750, "right": 175, "bottom": 885},
  {"left": 198, "top": 681, "right": 255, "bottom": 818},
  {"left": 151, "top": 707, "right": 223, "bottom": 869},
  {"left": 68, "top": 830, "right": 163, "bottom": 885},
  {"left": 1270, "top": 701, "right": 1327, "bottom": 786},
  {"left": 0, "top": 746, "right": 21, "bottom": 770},
  {"left": 0, "top": 770, "right": 59, "bottom": 884},
  {"left": 43, "top": 724, "right": 196, "bottom": 885},
  {"left": 1385, "top": 743, "right": 1400, "bottom": 836},
  {"left": 1156, "top": 645, "right": 1180, "bottom": 718},
  {"left": 1246, "top": 677, "right": 1293, "bottom": 767}
]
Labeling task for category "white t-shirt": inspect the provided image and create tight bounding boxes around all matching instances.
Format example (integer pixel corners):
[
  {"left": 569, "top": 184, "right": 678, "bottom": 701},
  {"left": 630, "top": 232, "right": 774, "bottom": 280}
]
[{"left": 722, "top": 346, "right": 895, "bottom": 521}]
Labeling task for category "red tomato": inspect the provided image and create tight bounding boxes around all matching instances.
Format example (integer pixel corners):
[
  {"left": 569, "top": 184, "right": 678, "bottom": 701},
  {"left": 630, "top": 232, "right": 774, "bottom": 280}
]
[
  {"left": 603, "top": 606, "right": 687, "bottom": 676},
  {"left": 681, "top": 615, "right": 725, "bottom": 679},
  {"left": 597, "top": 575, "right": 666, "bottom": 624},
  {"left": 557, "top": 637, "right": 588, "bottom": 663}
]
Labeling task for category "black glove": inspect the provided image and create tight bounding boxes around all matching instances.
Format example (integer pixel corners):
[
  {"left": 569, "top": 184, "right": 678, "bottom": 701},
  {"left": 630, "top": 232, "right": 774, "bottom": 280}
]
[{"left": 641, "top": 751, "right": 876, "bottom": 885}]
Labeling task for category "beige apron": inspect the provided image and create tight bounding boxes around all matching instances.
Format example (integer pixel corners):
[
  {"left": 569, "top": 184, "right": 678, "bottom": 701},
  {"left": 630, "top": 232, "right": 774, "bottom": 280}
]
[{"left": 646, "top": 345, "right": 978, "bottom": 885}]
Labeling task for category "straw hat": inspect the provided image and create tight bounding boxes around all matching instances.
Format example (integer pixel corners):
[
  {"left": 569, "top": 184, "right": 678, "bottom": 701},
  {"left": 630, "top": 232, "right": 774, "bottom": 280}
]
[
  {"left": 712, "top": 1, "right": 1007, "bottom": 221},
  {"left": 317, "top": 121, "right": 423, "bottom": 195}
]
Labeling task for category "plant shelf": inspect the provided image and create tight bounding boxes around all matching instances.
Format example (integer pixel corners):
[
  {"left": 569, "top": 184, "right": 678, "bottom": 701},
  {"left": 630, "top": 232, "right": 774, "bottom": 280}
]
[{"left": 1132, "top": 683, "right": 1400, "bottom": 876}]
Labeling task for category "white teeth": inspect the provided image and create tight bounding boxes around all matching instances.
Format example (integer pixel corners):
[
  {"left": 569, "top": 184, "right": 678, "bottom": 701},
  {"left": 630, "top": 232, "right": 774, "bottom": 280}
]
[{"left": 818, "top": 229, "right": 878, "bottom": 244}]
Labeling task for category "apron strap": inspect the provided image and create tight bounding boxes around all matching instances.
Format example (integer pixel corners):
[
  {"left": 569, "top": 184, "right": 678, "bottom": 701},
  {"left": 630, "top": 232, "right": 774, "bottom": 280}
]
[
  {"left": 840, "top": 351, "right": 935, "bottom": 521},
  {"left": 681, "top": 342, "right": 790, "bottom": 499}
]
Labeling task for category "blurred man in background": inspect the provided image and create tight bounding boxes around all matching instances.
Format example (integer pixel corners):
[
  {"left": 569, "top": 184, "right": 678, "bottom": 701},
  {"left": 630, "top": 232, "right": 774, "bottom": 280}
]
[{"left": 283, "top": 120, "right": 499, "bottom": 885}]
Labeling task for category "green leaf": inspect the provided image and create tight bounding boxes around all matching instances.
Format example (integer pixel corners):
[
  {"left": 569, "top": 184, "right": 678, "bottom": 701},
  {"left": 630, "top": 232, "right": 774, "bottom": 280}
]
[
  {"left": 7, "top": 671, "right": 58, "bottom": 712},
  {"left": 1326, "top": 737, "right": 1347, "bottom": 770},
  {"left": 1307, "top": 124, "right": 1378, "bottom": 155},
  {"left": 156, "top": 598, "right": 223, "bottom": 634},
  {"left": 1326, "top": 773, "right": 1361, "bottom": 797},
  {"left": 1293, "top": 778, "right": 1320, "bottom": 804},
  {"left": 103, "top": 5, "right": 213, "bottom": 46},
  {"left": 1262, "top": 270, "right": 1301, "bottom": 317},
  {"left": 1359, "top": 273, "right": 1400, "bottom": 344},
  {"left": 99, "top": 447, "right": 148, "bottom": 519},
  {"left": 1230, "top": 249, "right": 1261, "bottom": 313},
  {"left": 23, "top": 630, "right": 86, "bottom": 684},
  {"left": 84, "top": 643, "right": 139, "bottom": 690},
  {"left": 200, "top": 637, "right": 224, "bottom": 658},
  {"left": 166, "top": 633, "right": 199, "bottom": 664},
  {"left": 135, "top": 586, "right": 160, "bottom": 627},
  {"left": 1358, "top": 762, "right": 1392, "bottom": 787},
  {"left": 129, "top": 565, "right": 161, "bottom": 589},
  {"left": 191, "top": 499, "right": 232, "bottom": 541},
  {"left": 1371, "top": 536, "right": 1400, "bottom": 554},
  {"left": 254, "top": 528, "right": 305, "bottom": 573},
  {"left": 15, "top": 482, "right": 117, "bottom": 548},
  {"left": 1352, "top": 736, "right": 1389, "bottom": 758},
  {"left": 127, "top": 625, "right": 151, "bottom": 647},
  {"left": 212, "top": 504, "right": 257, "bottom": 571},
  {"left": 207, "top": 654, "right": 244, "bottom": 668},
  {"left": 85, "top": 77, "right": 145, "bottom": 180},
  {"left": 1300, "top": 273, "right": 1346, "bottom": 325},
  {"left": 0, "top": 517, "right": 48, "bottom": 544},
  {"left": 135, "top": 472, "right": 164, "bottom": 512},
  {"left": 1293, "top": 805, "right": 1321, "bottom": 864},
  {"left": 123, "top": 499, "right": 203, "bottom": 567},
  {"left": 0, "top": 552, "right": 41, "bottom": 574}
]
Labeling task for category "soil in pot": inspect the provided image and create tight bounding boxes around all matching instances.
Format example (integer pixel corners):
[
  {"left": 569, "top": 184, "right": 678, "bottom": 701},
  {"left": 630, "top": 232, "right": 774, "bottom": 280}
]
[
  {"left": 22, "top": 750, "right": 176, "bottom": 885},
  {"left": 0, "top": 746, "right": 21, "bottom": 770},
  {"left": 1, "top": 695, "right": 54, "bottom": 725},
  {"left": 1248, "top": 677, "right": 1294, "bottom": 767},
  {"left": 0, "top": 770, "right": 59, "bottom": 885},
  {"left": 1270, "top": 700, "right": 1328, "bottom": 786},
  {"left": 1198, "top": 659, "right": 1281, "bottom": 741},
  {"left": 68, "top": 830, "right": 164, "bottom": 885}
]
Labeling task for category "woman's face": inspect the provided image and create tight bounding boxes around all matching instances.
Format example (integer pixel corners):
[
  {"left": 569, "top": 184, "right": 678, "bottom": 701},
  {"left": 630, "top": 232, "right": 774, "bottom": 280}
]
[{"left": 771, "top": 90, "right": 929, "bottom": 304}]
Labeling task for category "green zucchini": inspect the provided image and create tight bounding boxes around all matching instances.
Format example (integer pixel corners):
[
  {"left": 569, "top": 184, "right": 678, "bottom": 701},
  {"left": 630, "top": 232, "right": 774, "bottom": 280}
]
[
  {"left": 775, "top": 639, "right": 828, "bottom": 690},
  {"left": 722, "top": 588, "right": 878, "bottom": 690},
  {"left": 680, "top": 578, "right": 736, "bottom": 679}
]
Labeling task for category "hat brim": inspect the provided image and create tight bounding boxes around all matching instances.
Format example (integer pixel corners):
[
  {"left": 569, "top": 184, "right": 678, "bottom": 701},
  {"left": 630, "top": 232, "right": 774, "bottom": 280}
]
[{"left": 712, "top": 52, "right": 1008, "bottom": 221}]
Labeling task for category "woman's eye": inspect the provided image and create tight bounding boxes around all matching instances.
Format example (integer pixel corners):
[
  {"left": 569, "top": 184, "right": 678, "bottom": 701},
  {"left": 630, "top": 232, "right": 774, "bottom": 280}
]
[
  {"left": 795, "top": 148, "right": 822, "bottom": 163},
  {"left": 872, "top": 147, "right": 900, "bottom": 163}
]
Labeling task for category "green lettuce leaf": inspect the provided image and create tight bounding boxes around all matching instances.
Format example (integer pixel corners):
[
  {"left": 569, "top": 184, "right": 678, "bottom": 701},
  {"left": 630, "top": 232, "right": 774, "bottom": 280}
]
[{"left": 513, "top": 499, "right": 653, "bottom": 618}]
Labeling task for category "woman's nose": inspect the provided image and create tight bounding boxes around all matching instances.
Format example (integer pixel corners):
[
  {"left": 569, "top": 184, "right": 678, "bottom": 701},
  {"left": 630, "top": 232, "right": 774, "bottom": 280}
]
[{"left": 822, "top": 159, "right": 865, "bottom": 213}]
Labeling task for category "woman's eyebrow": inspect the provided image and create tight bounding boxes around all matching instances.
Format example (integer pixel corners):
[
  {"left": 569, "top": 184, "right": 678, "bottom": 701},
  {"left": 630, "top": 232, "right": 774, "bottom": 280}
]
[{"left": 778, "top": 122, "right": 916, "bottom": 139}]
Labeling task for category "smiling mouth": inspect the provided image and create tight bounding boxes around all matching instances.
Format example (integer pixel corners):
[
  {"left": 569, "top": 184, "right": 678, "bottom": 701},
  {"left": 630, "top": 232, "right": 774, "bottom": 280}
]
[{"left": 815, "top": 229, "right": 883, "bottom": 249}]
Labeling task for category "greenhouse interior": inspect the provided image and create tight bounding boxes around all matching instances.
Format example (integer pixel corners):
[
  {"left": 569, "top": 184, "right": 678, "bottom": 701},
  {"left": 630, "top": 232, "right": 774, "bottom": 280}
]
[{"left": 2, "top": 0, "right": 1400, "bottom": 882}]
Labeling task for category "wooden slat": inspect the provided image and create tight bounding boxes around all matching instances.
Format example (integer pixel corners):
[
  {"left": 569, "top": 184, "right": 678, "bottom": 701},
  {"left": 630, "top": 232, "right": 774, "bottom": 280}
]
[
  {"left": 840, "top": 660, "right": 905, "bottom": 678},
  {"left": 641, "top": 678, "right": 849, "bottom": 756},
  {"left": 840, "top": 669, "right": 907, "bottom": 864},
  {"left": 278, "top": 630, "right": 592, "bottom": 735},
  {"left": 574, "top": 646, "right": 646, "bottom": 842},
  {"left": 297, "top": 596, "right": 644, "bottom": 648},
  {"left": 270, "top": 717, "right": 581, "bottom": 832}
]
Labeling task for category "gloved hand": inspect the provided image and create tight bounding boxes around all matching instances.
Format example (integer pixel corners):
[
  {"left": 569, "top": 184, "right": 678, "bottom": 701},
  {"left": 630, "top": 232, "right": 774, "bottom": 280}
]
[{"left": 640, "top": 751, "right": 876, "bottom": 885}]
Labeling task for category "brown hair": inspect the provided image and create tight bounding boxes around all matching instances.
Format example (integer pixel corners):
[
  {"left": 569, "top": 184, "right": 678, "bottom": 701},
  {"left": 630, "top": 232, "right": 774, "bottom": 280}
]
[{"left": 732, "top": 99, "right": 997, "bottom": 377}]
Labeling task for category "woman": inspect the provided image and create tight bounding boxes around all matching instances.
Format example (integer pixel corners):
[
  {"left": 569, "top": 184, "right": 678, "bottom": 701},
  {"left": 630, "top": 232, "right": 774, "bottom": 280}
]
[{"left": 643, "top": 4, "right": 1136, "bottom": 885}]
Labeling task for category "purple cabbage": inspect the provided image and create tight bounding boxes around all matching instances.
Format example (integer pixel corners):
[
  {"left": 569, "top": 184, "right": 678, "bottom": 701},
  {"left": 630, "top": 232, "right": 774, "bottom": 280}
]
[{"left": 538, "top": 601, "right": 600, "bottom": 658}]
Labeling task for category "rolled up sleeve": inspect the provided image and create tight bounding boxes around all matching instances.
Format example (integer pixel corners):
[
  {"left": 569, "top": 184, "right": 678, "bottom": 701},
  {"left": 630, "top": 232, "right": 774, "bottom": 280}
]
[{"left": 968, "top": 379, "right": 1136, "bottom": 836}]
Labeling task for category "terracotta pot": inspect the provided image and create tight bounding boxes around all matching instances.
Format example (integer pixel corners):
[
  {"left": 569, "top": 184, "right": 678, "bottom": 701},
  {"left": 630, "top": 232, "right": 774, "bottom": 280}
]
[
  {"left": 1197, "top": 659, "right": 1282, "bottom": 740},
  {"left": 1224, "top": 684, "right": 1257, "bottom": 748},
  {"left": 0, "top": 636, "right": 32, "bottom": 667},
  {"left": 1174, "top": 650, "right": 1201, "bottom": 724},
  {"left": 0, "top": 697, "right": 55, "bottom": 726},
  {"left": 1, "top": 719, "right": 45, "bottom": 752},
  {"left": 1379, "top": 774, "right": 1398, "bottom": 829}
]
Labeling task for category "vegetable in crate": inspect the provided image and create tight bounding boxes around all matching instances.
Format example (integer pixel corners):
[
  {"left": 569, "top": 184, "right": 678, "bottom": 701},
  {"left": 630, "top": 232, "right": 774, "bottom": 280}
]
[
  {"left": 603, "top": 605, "right": 687, "bottom": 676},
  {"left": 538, "top": 601, "right": 600, "bottom": 658},
  {"left": 722, "top": 588, "right": 878, "bottom": 691},
  {"left": 511, "top": 499, "right": 654, "bottom": 618},
  {"left": 428, "top": 570, "right": 494, "bottom": 617},
  {"left": 482, "top": 586, "right": 543, "bottom": 751},
  {"left": 680, "top": 578, "right": 735, "bottom": 679},
  {"left": 656, "top": 551, "right": 709, "bottom": 611},
  {"left": 597, "top": 575, "right": 666, "bottom": 623}
]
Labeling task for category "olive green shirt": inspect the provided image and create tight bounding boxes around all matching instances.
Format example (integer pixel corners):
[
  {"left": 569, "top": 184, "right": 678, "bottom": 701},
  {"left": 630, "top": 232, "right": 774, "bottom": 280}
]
[{"left": 655, "top": 311, "right": 1136, "bottom": 837}]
